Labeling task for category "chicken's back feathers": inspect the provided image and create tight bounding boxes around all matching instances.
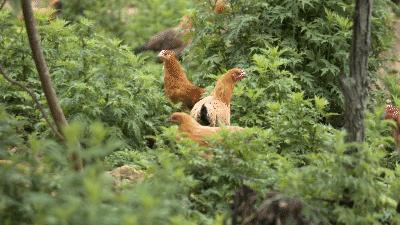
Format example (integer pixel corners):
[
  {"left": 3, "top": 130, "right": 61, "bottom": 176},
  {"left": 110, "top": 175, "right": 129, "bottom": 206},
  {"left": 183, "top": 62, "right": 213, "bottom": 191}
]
[
  {"left": 191, "top": 96, "right": 230, "bottom": 126},
  {"left": 191, "top": 68, "right": 244, "bottom": 126},
  {"left": 170, "top": 112, "right": 243, "bottom": 146},
  {"left": 200, "top": 104, "right": 210, "bottom": 126},
  {"left": 161, "top": 51, "right": 205, "bottom": 109},
  {"left": 134, "top": 16, "right": 192, "bottom": 57},
  {"left": 134, "top": 28, "right": 183, "bottom": 54}
]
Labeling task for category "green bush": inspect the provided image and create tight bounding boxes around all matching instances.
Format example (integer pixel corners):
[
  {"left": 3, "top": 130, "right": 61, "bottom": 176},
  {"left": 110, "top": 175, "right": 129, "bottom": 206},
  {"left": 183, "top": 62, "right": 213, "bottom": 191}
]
[
  {"left": 187, "top": 0, "right": 394, "bottom": 125},
  {"left": 280, "top": 132, "right": 400, "bottom": 225},
  {"left": 61, "top": 0, "right": 193, "bottom": 47},
  {"left": 0, "top": 116, "right": 203, "bottom": 225},
  {"left": 0, "top": 11, "right": 176, "bottom": 148},
  {"left": 1, "top": 1, "right": 400, "bottom": 224}
]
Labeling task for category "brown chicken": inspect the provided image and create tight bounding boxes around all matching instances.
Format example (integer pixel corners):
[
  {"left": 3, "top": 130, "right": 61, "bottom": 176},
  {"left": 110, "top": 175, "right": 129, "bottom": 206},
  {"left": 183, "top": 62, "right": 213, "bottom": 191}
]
[
  {"left": 191, "top": 68, "right": 246, "bottom": 126},
  {"left": 134, "top": 15, "right": 193, "bottom": 58},
  {"left": 159, "top": 50, "right": 205, "bottom": 109},
  {"left": 214, "top": 0, "right": 226, "bottom": 14},
  {"left": 169, "top": 112, "right": 244, "bottom": 146}
]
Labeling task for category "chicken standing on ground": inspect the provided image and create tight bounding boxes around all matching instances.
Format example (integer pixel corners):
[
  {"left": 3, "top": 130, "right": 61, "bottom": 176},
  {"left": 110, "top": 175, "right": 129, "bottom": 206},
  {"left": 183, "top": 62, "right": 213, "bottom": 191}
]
[
  {"left": 170, "top": 112, "right": 243, "bottom": 146},
  {"left": 191, "top": 68, "right": 246, "bottom": 126},
  {"left": 134, "top": 16, "right": 192, "bottom": 58},
  {"left": 158, "top": 50, "right": 205, "bottom": 110}
]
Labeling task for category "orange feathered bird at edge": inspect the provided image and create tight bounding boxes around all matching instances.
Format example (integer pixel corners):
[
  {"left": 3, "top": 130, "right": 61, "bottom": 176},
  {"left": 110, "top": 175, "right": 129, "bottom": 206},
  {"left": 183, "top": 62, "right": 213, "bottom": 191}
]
[
  {"left": 169, "top": 112, "right": 244, "bottom": 146},
  {"left": 383, "top": 100, "right": 400, "bottom": 149},
  {"left": 158, "top": 50, "right": 205, "bottom": 110},
  {"left": 191, "top": 68, "right": 246, "bottom": 127}
]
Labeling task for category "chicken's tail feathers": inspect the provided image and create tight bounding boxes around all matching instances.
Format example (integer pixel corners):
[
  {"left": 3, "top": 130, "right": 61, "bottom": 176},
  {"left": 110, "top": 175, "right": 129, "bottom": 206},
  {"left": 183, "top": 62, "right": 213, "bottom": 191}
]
[
  {"left": 199, "top": 104, "right": 211, "bottom": 126},
  {"left": 133, "top": 45, "right": 148, "bottom": 54}
]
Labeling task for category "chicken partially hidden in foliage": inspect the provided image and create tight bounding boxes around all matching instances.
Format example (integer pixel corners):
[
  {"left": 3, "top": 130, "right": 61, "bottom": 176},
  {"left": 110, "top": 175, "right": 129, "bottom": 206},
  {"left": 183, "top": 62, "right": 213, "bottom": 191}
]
[
  {"left": 383, "top": 101, "right": 400, "bottom": 149},
  {"left": 191, "top": 68, "right": 245, "bottom": 126},
  {"left": 169, "top": 112, "right": 244, "bottom": 146},
  {"left": 134, "top": 16, "right": 193, "bottom": 58},
  {"left": 159, "top": 50, "right": 205, "bottom": 110},
  {"left": 214, "top": 0, "right": 227, "bottom": 14}
]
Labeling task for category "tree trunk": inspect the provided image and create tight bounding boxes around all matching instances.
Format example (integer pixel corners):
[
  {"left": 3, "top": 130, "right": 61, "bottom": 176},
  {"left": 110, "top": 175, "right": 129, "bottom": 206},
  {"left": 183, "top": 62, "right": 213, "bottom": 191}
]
[
  {"left": 341, "top": 0, "right": 372, "bottom": 144},
  {"left": 21, "top": 0, "right": 68, "bottom": 133},
  {"left": 21, "top": 0, "right": 82, "bottom": 171}
]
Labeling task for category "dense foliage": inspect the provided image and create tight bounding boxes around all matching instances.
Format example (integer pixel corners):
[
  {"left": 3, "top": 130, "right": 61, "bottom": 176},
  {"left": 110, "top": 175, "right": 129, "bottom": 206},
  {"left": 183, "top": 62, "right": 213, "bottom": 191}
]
[
  {"left": 0, "top": 11, "right": 176, "bottom": 148},
  {"left": 187, "top": 0, "right": 394, "bottom": 126},
  {"left": 1, "top": 0, "right": 400, "bottom": 224}
]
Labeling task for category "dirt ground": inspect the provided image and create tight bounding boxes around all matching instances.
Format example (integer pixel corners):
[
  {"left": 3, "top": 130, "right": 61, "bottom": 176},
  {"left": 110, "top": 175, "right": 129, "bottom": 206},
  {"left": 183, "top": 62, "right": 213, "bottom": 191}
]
[{"left": 379, "top": 18, "right": 400, "bottom": 76}]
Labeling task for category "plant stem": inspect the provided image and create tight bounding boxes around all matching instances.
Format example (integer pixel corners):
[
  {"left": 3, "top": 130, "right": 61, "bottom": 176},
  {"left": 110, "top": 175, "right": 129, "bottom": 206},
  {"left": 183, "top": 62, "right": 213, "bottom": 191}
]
[{"left": 0, "top": 65, "right": 64, "bottom": 141}]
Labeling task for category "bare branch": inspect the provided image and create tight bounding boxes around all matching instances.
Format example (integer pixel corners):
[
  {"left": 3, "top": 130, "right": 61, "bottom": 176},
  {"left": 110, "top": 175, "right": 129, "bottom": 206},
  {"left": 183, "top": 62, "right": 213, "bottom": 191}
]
[
  {"left": 21, "top": 0, "right": 82, "bottom": 171},
  {"left": 341, "top": 0, "right": 372, "bottom": 145},
  {"left": 0, "top": 0, "right": 7, "bottom": 10},
  {"left": 21, "top": 0, "right": 68, "bottom": 133},
  {"left": 0, "top": 65, "right": 64, "bottom": 141}
]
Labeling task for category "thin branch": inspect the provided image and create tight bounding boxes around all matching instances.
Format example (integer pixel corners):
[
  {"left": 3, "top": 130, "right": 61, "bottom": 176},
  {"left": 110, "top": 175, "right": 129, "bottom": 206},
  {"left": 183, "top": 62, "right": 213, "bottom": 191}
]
[
  {"left": 21, "top": 0, "right": 82, "bottom": 171},
  {"left": 21, "top": 0, "right": 68, "bottom": 133},
  {"left": 0, "top": 0, "right": 6, "bottom": 10},
  {"left": 0, "top": 65, "right": 64, "bottom": 141}
]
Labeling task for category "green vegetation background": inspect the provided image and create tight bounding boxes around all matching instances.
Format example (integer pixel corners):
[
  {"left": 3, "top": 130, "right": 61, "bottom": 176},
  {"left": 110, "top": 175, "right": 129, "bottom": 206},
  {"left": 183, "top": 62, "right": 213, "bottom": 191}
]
[{"left": 1, "top": 0, "right": 400, "bottom": 224}]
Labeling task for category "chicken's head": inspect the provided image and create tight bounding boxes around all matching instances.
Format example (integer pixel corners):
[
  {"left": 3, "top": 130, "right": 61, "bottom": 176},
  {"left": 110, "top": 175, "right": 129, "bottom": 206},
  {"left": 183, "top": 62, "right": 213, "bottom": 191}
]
[
  {"left": 158, "top": 50, "right": 176, "bottom": 61},
  {"left": 179, "top": 15, "right": 193, "bottom": 30},
  {"left": 228, "top": 68, "right": 246, "bottom": 82},
  {"left": 169, "top": 112, "right": 192, "bottom": 125}
]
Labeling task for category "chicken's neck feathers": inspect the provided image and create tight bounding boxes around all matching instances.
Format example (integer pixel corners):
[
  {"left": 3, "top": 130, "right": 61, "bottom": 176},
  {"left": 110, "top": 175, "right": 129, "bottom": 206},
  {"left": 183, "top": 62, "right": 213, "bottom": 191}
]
[
  {"left": 164, "top": 58, "right": 190, "bottom": 82},
  {"left": 211, "top": 78, "right": 235, "bottom": 105}
]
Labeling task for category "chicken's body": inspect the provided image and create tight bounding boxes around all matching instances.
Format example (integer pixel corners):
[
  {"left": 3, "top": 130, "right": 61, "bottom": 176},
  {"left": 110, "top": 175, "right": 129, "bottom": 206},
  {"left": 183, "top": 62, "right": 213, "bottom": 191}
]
[
  {"left": 159, "top": 50, "right": 205, "bottom": 109},
  {"left": 214, "top": 0, "right": 226, "bottom": 14},
  {"left": 191, "top": 68, "right": 245, "bottom": 126},
  {"left": 192, "top": 96, "right": 230, "bottom": 126},
  {"left": 383, "top": 103, "right": 400, "bottom": 149},
  {"left": 134, "top": 16, "right": 192, "bottom": 58},
  {"left": 170, "top": 112, "right": 243, "bottom": 146}
]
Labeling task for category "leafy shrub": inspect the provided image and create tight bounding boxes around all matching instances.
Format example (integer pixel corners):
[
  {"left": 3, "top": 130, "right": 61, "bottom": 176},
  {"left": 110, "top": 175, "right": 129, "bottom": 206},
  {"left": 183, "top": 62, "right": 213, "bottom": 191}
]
[
  {"left": 0, "top": 11, "right": 176, "bottom": 148},
  {"left": 61, "top": 0, "right": 193, "bottom": 47},
  {"left": 151, "top": 112, "right": 400, "bottom": 223},
  {"left": 1, "top": 1, "right": 400, "bottom": 225},
  {"left": 0, "top": 112, "right": 203, "bottom": 225},
  {"left": 279, "top": 132, "right": 400, "bottom": 225},
  {"left": 187, "top": 0, "right": 394, "bottom": 125}
]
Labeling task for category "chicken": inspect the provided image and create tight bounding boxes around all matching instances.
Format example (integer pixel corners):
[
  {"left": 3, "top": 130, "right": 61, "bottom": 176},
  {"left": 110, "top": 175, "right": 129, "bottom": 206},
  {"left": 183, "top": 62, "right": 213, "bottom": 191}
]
[
  {"left": 134, "top": 15, "right": 193, "bottom": 58},
  {"left": 169, "top": 112, "right": 244, "bottom": 146},
  {"left": 190, "top": 68, "right": 246, "bottom": 127},
  {"left": 214, "top": 0, "right": 226, "bottom": 14},
  {"left": 20, "top": 0, "right": 62, "bottom": 21},
  {"left": 383, "top": 101, "right": 400, "bottom": 149},
  {"left": 158, "top": 49, "right": 205, "bottom": 109}
]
